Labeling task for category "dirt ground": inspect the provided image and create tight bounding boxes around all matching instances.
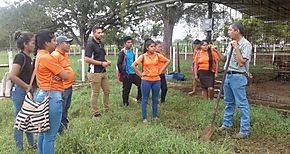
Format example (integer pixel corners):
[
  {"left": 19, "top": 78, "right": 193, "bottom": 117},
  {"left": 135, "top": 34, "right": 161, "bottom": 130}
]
[
  {"left": 168, "top": 76, "right": 290, "bottom": 153},
  {"left": 168, "top": 79, "right": 290, "bottom": 111}
]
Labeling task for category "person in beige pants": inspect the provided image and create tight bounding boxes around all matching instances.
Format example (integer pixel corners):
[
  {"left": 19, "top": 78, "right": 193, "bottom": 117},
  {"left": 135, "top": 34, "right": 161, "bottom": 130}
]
[{"left": 84, "top": 25, "right": 111, "bottom": 118}]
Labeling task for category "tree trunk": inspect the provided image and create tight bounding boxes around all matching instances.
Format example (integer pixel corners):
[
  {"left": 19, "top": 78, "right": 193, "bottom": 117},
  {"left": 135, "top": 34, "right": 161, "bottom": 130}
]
[
  {"left": 163, "top": 17, "right": 174, "bottom": 58},
  {"left": 79, "top": 28, "right": 86, "bottom": 49}
]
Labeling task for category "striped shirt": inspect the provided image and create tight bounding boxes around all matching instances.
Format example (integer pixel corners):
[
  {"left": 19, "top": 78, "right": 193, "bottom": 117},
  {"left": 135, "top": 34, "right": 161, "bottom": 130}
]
[{"left": 224, "top": 37, "right": 252, "bottom": 73}]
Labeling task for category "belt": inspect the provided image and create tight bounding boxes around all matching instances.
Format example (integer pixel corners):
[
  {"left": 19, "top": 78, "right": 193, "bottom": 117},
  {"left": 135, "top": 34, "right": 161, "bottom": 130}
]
[{"left": 227, "top": 71, "right": 245, "bottom": 74}]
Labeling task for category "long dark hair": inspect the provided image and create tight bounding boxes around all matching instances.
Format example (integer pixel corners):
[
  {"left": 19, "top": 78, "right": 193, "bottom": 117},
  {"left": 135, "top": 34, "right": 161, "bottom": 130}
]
[
  {"left": 202, "top": 40, "right": 213, "bottom": 71},
  {"left": 143, "top": 39, "right": 155, "bottom": 54},
  {"left": 34, "top": 29, "right": 55, "bottom": 55},
  {"left": 14, "top": 31, "right": 34, "bottom": 51}
]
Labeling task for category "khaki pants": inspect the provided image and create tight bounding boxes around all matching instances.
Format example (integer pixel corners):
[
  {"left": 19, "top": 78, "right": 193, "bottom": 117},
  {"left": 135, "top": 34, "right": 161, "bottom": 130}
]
[{"left": 88, "top": 73, "right": 110, "bottom": 115}]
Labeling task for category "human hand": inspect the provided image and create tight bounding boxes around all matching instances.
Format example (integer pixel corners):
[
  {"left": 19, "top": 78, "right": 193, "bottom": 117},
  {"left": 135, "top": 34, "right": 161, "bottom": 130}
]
[
  {"left": 215, "top": 73, "right": 218, "bottom": 79},
  {"left": 53, "top": 75, "right": 62, "bottom": 81},
  {"left": 231, "top": 40, "right": 238, "bottom": 49},
  {"left": 27, "top": 91, "right": 33, "bottom": 99},
  {"left": 107, "top": 60, "right": 112, "bottom": 66},
  {"left": 141, "top": 71, "right": 148, "bottom": 77},
  {"left": 101, "top": 61, "right": 109, "bottom": 67},
  {"left": 26, "top": 84, "right": 32, "bottom": 93}
]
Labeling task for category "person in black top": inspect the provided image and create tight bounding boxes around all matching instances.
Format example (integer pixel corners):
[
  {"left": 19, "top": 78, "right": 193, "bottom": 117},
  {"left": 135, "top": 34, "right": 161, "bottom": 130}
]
[
  {"left": 117, "top": 36, "right": 141, "bottom": 106},
  {"left": 9, "top": 31, "right": 36, "bottom": 151},
  {"left": 85, "top": 25, "right": 111, "bottom": 118}
]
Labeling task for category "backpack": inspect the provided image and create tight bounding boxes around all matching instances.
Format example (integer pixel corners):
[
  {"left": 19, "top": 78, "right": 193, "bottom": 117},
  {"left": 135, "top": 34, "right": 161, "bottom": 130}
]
[
  {"left": 0, "top": 72, "right": 13, "bottom": 97},
  {"left": 116, "top": 49, "right": 127, "bottom": 82},
  {"left": 0, "top": 53, "right": 26, "bottom": 98}
]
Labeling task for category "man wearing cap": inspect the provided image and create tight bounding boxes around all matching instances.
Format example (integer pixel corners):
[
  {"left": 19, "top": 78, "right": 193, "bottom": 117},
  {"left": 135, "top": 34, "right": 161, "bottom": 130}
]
[
  {"left": 188, "top": 39, "right": 201, "bottom": 95},
  {"left": 51, "top": 36, "right": 75, "bottom": 133},
  {"left": 216, "top": 22, "right": 252, "bottom": 139}
]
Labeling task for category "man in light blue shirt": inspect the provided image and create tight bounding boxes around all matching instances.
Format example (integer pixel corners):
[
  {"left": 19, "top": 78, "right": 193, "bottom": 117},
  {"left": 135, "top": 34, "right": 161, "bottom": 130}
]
[
  {"left": 216, "top": 22, "right": 252, "bottom": 139},
  {"left": 117, "top": 36, "right": 141, "bottom": 106}
]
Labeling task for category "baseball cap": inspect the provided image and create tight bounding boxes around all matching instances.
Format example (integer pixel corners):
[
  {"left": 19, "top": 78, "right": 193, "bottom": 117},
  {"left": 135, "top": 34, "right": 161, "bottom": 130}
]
[{"left": 56, "top": 36, "right": 73, "bottom": 45}]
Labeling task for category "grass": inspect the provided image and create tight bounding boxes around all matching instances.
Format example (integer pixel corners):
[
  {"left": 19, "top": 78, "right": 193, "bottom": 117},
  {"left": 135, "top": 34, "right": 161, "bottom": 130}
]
[{"left": 0, "top": 54, "right": 289, "bottom": 153}]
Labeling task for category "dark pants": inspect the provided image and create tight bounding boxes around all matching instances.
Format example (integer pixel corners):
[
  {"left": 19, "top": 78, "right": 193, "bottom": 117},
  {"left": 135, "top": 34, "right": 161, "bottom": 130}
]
[
  {"left": 122, "top": 74, "right": 142, "bottom": 105},
  {"left": 160, "top": 74, "right": 168, "bottom": 103},
  {"left": 59, "top": 86, "right": 73, "bottom": 133}
]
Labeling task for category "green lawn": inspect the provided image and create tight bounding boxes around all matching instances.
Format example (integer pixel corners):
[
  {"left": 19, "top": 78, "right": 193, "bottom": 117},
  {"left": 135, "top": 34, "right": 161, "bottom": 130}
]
[{"left": 0, "top": 54, "right": 289, "bottom": 153}]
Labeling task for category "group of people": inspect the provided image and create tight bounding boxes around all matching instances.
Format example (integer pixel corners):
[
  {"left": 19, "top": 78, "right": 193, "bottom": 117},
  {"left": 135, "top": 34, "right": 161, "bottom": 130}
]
[
  {"left": 9, "top": 25, "right": 170, "bottom": 153},
  {"left": 10, "top": 30, "right": 74, "bottom": 153},
  {"left": 85, "top": 26, "right": 170, "bottom": 124},
  {"left": 8, "top": 22, "right": 252, "bottom": 153},
  {"left": 189, "top": 39, "right": 219, "bottom": 100}
]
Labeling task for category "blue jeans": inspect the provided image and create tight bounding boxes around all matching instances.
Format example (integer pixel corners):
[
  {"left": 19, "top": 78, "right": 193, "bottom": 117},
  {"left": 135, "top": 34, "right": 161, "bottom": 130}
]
[
  {"left": 12, "top": 85, "right": 34, "bottom": 151},
  {"left": 222, "top": 74, "right": 250, "bottom": 135},
  {"left": 59, "top": 86, "right": 73, "bottom": 132},
  {"left": 34, "top": 89, "right": 63, "bottom": 154},
  {"left": 141, "top": 80, "right": 161, "bottom": 120}
]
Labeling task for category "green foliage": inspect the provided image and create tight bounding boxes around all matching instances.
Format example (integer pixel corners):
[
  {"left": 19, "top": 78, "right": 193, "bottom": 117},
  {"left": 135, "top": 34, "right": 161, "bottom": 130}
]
[
  {"left": 0, "top": 2, "right": 57, "bottom": 49},
  {"left": 238, "top": 15, "right": 289, "bottom": 45},
  {"left": 35, "top": 0, "right": 144, "bottom": 47}
]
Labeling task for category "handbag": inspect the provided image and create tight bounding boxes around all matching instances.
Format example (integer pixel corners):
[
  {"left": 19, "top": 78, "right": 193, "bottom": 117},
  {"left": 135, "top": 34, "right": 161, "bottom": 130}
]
[
  {"left": 14, "top": 56, "right": 51, "bottom": 133},
  {"left": 14, "top": 94, "right": 50, "bottom": 133}
]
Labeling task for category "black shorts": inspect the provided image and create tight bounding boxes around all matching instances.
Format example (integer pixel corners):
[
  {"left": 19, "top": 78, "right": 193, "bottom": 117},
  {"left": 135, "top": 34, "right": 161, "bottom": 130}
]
[{"left": 198, "top": 70, "right": 214, "bottom": 89}]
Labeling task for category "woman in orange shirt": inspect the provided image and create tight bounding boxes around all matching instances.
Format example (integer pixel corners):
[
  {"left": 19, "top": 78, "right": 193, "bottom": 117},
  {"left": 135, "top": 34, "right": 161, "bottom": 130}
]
[
  {"left": 155, "top": 41, "right": 168, "bottom": 103},
  {"left": 194, "top": 40, "right": 218, "bottom": 100},
  {"left": 131, "top": 39, "right": 170, "bottom": 124},
  {"left": 33, "top": 29, "right": 68, "bottom": 154}
]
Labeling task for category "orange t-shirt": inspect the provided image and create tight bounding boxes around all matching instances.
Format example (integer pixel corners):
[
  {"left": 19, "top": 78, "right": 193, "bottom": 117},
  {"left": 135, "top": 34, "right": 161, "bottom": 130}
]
[
  {"left": 135, "top": 52, "right": 168, "bottom": 81},
  {"left": 36, "top": 50, "right": 65, "bottom": 91},
  {"left": 51, "top": 49, "right": 75, "bottom": 89},
  {"left": 155, "top": 50, "right": 168, "bottom": 74},
  {"left": 192, "top": 48, "right": 201, "bottom": 60},
  {"left": 195, "top": 49, "right": 218, "bottom": 72}
]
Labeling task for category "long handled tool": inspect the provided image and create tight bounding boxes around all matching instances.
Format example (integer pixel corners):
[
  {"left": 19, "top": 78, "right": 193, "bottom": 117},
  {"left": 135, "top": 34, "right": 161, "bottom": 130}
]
[{"left": 201, "top": 47, "right": 234, "bottom": 142}]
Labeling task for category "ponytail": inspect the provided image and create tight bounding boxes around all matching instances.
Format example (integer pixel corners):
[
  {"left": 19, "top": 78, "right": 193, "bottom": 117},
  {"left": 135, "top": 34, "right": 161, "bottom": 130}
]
[
  {"left": 14, "top": 31, "right": 34, "bottom": 51},
  {"left": 207, "top": 48, "right": 213, "bottom": 71}
]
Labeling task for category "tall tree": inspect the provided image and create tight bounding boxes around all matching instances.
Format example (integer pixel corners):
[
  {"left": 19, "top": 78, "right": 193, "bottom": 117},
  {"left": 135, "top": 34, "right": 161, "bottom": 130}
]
[
  {"left": 0, "top": 2, "right": 56, "bottom": 49},
  {"left": 140, "top": 2, "right": 207, "bottom": 55},
  {"left": 36, "top": 0, "right": 144, "bottom": 48}
]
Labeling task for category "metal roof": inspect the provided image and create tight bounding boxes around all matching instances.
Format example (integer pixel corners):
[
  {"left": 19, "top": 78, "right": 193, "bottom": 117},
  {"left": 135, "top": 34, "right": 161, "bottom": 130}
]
[{"left": 181, "top": 0, "right": 290, "bottom": 21}]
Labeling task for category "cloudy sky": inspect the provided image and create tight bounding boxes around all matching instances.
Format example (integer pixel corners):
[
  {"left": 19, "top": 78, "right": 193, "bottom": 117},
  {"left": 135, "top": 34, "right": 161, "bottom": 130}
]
[{"left": 1, "top": 0, "right": 241, "bottom": 41}]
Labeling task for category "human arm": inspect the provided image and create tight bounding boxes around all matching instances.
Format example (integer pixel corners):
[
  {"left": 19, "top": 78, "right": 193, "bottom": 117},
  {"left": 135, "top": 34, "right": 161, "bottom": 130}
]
[
  {"left": 131, "top": 55, "right": 143, "bottom": 78},
  {"left": 84, "top": 56, "right": 110, "bottom": 67},
  {"left": 216, "top": 50, "right": 226, "bottom": 63},
  {"left": 8, "top": 54, "right": 30, "bottom": 90},
  {"left": 9, "top": 64, "right": 29, "bottom": 90},
  {"left": 117, "top": 51, "right": 126, "bottom": 74},
  {"left": 231, "top": 40, "right": 246, "bottom": 67},
  {"left": 84, "top": 42, "right": 110, "bottom": 67},
  {"left": 215, "top": 60, "right": 219, "bottom": 79},
  {"left": 231, "top": 40, "right": 252, "bottom": 67},
  {"left": 157, "top": 54, "right": 170, "bottom": 75},
  {"left": 194, "top": 55, "right": 199, "bottom": 80}
]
